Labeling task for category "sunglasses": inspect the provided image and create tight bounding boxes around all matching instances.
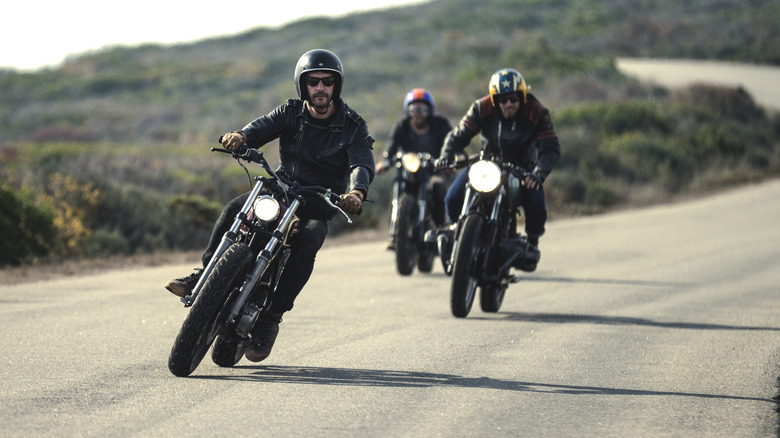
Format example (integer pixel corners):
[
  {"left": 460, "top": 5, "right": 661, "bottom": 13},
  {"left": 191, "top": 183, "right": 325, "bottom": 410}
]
[
  {"left": 496, "top": 94, "right": 520, "bottom": 104},
  {"left": 304, "top": 76, "right": 336, "bottom": 87}
]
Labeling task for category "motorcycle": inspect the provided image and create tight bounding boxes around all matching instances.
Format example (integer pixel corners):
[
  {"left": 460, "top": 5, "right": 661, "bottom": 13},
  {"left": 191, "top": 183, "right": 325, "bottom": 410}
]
[
  {"left": 437, "top": 152, "right": 540, "bottom": 318},
  {"left": 168, "top": 146, "right": 354, "bottom": 377},
  {"left": 386, "top": 151, "right": 438, "bottom": 276}
]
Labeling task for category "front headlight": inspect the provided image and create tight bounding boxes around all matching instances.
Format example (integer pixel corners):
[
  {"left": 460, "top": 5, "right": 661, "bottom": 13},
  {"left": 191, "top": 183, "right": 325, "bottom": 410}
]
[
  {"left": 253, "top": 195, "right": 280, "bottom": 222},
  {"left": 468, "top": 160, "right": 502, "bottom": 193},
  {"left": 401, "top": 152, "right": 422, "bottom": 173}
]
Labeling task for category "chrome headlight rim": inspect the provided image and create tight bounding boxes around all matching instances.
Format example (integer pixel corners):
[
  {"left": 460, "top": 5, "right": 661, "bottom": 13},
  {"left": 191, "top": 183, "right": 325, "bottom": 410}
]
[
  {"left": 253, "top": 195, "right": 281, "bottom": 222},
  {"left": 400, "top": 152, "right": 422, "bottom": 173},
  {"left": 468, "top": 160, "right": 502, "bottom": 193}
]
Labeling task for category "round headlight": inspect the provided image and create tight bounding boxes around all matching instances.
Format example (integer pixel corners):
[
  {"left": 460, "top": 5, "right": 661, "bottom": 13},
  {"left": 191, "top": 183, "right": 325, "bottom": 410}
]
[
  {"left": 253, "top": 196, "right": 280, "bottom": 222},
  {"left": 401, "top": 153, "right": 422, "bottom": 173},
  {"left": 468, "top": 160, "right": 502, "bottom": 193}
]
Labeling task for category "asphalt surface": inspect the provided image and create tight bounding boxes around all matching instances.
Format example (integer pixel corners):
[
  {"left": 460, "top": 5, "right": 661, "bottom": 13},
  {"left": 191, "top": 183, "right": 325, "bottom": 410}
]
[{"left": 2, "top": 179, "right": 779, "bottom": 437}]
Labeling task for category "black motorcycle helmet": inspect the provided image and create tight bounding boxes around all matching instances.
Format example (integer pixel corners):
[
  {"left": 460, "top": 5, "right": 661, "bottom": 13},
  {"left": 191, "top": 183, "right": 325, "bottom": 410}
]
[{"left": 294, "top": 49, "right": 344, "bottom": 105}]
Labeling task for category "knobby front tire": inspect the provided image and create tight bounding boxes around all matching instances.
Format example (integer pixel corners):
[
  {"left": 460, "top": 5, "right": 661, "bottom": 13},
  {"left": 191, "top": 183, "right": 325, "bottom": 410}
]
[{"left": 168, "top": 243, "right": 253, "bottom": 377}]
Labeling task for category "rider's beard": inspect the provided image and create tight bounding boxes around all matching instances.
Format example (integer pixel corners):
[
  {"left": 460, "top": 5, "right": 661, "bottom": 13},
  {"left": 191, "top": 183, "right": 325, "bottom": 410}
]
[
  {"left": 310, "top": 92, "right": 332, "bottom": 111},
  {"left": 500, "top": 105, "right": 518, "bottom": 119}
]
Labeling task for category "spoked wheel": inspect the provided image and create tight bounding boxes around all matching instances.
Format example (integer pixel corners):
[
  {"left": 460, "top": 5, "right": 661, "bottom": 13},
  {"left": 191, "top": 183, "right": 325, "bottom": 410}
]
[
  {"left": 480, "top": 283, "right": 506, "bottom": 313},
  {"left": 394, "top": 194, "right": 417, "bottom": 276},
  {"left": 168, "top": 243, "right": 253, "bottom": 377},
  {"left": 450, "top": 214, "right": 484, "bottom": 318}
]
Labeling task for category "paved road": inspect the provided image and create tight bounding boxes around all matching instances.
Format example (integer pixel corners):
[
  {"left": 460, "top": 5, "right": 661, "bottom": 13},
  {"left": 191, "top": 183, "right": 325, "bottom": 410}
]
[
  {"left": 616, "top": 58, "right": 780, "bottom": 111},
  {"left": 2, "top": 180, "right": 779, "bottom": 437}
]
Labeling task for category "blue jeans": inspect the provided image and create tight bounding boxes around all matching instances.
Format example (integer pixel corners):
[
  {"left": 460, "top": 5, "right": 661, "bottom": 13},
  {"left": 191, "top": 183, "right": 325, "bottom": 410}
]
[{"left": 444, "top": 169, "right": 547, "bottom": 239}]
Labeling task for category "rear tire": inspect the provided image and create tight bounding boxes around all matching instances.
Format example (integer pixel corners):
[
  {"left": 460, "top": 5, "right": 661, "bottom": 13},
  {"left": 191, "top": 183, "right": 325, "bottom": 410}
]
[
  {"left": 417, "top": 245, "right": 435, "bottom": 273},
  {"left": 480, "top": 284, "right": 506, "bottom": 313},
  {"left": 450, "top": 214, "right": 484, "bottom": 318},
  {"left": 394, "top": 194, "right": 417, "bottom": 276},
  {"left": 168, "top": 243, "right": 253, "bottom": 377},
  {"left": 211, "top": 335, "right": 245, "bottom": 367}
]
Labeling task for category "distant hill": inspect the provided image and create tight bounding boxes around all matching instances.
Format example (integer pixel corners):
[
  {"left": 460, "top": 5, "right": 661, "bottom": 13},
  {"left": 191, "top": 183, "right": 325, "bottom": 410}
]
[
  {"left": 1, "top": 0, "right": 778, "bottom": 265},
  {"left": 1, "top": 0, "right": 777, "bottom": 146}
]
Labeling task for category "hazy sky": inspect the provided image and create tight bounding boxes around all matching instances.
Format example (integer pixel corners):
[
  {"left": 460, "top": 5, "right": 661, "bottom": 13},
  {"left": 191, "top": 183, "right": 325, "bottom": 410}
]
[{"left": 2, "top": 0, "right": 429, "bottom": 71}]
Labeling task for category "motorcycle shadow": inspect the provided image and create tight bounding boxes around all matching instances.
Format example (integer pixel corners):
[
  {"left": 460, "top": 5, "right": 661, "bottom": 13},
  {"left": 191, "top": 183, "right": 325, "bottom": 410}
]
[
  {"left": 469, "top": 311, "right": 780, "bottom": 332},
  {"left": 186, "top": 365, "right": 772, "bottom": 403}
]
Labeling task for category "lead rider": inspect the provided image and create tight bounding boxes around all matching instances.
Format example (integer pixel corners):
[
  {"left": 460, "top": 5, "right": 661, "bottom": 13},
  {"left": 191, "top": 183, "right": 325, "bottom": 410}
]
[{"left": 165, "top": 49, "right": 375, "bottom": 362}]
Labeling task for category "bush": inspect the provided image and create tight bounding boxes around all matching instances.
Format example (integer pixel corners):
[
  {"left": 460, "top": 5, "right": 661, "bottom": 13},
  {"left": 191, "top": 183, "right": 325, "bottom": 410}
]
[
  {"left": 605, "top": 133, "right": 695, "bottom": 191},
  {"left": 0, "top": 185, "right": 58, "bottom": 266}
]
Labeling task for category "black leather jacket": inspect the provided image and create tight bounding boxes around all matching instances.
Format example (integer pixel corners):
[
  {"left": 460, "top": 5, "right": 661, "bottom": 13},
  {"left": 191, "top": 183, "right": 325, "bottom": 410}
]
[
  {"left": 241, "top": 98, "right": 375, "bottom": 219},
  {"left": 383, "top": 114, "right": 453, "bottom": 159},
  {"left": 441, "top": 93, "right": 560, "bottom": 182}
]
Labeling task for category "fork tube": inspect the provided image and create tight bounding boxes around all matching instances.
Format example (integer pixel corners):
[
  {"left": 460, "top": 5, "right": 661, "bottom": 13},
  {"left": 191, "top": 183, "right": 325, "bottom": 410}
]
[
  {"left": 417, "top": 182, "right": 427, "bottom": 231},
  {"left": 183, "top": 180, "right": 266, "bottom": 306},
  {"left": 227, "top": 198, "right": 301, "bottom": 319},
  {"left": 388, "top": 179, "right": 400, "bottom": 240}
]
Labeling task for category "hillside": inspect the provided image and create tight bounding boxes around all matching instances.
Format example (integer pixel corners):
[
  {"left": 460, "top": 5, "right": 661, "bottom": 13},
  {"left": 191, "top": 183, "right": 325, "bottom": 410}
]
[
  {"left": 1, "top": 0, "right": 779, "bottom": 265},
  {"left": 1, "top": 0, "right": 778, "bottom": 145}
]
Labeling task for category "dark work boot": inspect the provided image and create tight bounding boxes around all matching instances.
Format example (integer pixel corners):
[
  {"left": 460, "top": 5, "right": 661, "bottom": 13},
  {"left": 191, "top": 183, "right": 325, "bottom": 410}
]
[
  {"left": 246, "top": 312, "right": 284, "bottom": 362},
  {"left": 164, "top": 268, "right": 202, "bottom": 298},
  {"left": 519, "top": 236, "right": 540, "bottom": 272}
]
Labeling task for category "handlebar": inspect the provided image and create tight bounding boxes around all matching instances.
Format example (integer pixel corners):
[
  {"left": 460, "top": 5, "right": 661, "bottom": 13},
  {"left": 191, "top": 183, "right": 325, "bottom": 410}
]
[
  {"left": 435, "top": 153, "right": 531, "bottom": 179},
  {"left": 212, "top": 144, "right": 355, "bottom": 222}
]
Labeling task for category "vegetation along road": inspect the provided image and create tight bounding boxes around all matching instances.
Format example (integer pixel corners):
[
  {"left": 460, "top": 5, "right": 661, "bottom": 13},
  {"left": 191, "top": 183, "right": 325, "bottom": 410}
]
[
  {"left": 1, "top": 60, "right": 779, "bottom": 436},
  {"left": 1, "top": 177, "right": 778, "bottom": 436}
]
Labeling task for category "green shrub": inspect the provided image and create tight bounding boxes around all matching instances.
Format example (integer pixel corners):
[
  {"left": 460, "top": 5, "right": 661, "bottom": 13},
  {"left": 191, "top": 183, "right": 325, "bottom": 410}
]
[
  {"left": 0, "top": 185, "right": 58, "bottom": 266},
  {"left": 82, "top": 229, "right": 131, "bottom": 257},
  {"left": 605, "top": 133, "right": 694, "bottom": 191}
]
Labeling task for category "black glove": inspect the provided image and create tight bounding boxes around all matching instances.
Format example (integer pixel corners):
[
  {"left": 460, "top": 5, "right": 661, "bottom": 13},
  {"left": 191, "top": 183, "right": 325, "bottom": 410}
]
[
  {"left": 434, "top": 155, "right": 454, "bottom": 169},
  {"left": 523, "top": 171, "right": 543, "bottom": 190}
]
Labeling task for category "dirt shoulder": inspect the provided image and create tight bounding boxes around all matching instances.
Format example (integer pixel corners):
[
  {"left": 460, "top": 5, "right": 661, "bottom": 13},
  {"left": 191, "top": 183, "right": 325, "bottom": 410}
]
[{"left": 0, "top": 229, "right": 384, "bottom": 286}]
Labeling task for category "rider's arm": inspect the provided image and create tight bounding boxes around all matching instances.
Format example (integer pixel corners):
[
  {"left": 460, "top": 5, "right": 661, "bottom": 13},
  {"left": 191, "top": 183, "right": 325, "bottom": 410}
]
[
  {"left": 346, "top": 118, "right": 376, "bottom": 199},
  {"left": 532, "top": 109, "right": 561, "bottom": 182},
  {"left": 440, "top": 99, "right": 484, "bottom": 161},
  {"left": 240, "top": 100, "right": 300, "bottom": 148}
]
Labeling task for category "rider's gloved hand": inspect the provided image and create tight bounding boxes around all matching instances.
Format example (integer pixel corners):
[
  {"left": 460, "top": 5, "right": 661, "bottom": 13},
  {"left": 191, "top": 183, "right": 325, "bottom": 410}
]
[
  {"left": 221, "top": 130, "right": 247, "bottom": 151},
  {"left": 523, "top": 171, "right": 543, "bottom": 190},
  {"left": 434, "top": 155, "right": 453, "bottom": 169},
  {"left": 339, "top": 190, "right": 364, "bottom": 214},
  {"left": 375, "top": 160, "right": 391, "bottom": 175}
]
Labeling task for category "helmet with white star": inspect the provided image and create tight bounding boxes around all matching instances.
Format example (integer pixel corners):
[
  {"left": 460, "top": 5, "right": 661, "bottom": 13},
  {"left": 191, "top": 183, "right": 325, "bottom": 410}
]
[{"left": 488, "top": 68, "right": 527, "bottom": 106}]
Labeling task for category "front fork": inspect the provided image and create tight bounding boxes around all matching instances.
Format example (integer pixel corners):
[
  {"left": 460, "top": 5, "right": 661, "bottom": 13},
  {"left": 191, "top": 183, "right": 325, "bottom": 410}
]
[
  {"left": 225, "top": 197, "right": 301, "bottom": 323},
  {"left": 448, "top": 186, "right": 505, "bottom": 273},
  {"left": 181, "top": 180, "right": 267, "bottom": 307},
  {"left": 388, "top": 177, "right": 405, "bottom": 241}
]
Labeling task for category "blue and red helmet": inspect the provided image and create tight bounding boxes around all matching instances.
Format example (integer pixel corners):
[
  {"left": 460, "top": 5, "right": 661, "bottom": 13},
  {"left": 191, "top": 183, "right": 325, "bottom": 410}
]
[{"left": 403, "top": 88, "right": 435, "bottom": 116}]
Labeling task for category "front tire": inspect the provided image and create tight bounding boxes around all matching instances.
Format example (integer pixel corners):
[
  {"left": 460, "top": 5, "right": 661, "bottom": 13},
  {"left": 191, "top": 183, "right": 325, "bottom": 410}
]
[
  {"left": 394, "top": 194, "right": 417, "bottom": 276},
  {"left": 450, "top": 214, "right": 484, "bottom": 318},
  {"left": 168, "top": 243, "right": 253, "bottom": 377}
]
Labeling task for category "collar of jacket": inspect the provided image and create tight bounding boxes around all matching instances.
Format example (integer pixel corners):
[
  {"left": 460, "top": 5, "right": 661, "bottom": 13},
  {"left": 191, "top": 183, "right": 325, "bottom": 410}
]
[{"left": 295, "top": 98, "right": 348, "bottom": 130}]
